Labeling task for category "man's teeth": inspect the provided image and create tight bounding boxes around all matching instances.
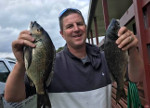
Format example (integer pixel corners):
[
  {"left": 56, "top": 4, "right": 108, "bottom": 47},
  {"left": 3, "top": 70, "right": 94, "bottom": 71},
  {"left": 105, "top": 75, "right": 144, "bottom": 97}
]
[{"left": 74, "top": 35, "right": 81, "bottom": 37}]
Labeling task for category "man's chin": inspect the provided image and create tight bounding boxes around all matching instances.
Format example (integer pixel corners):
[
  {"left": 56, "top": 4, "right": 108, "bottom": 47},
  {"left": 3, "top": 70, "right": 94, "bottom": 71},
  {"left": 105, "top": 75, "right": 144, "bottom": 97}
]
[{"left": 73, "top": 42, "right": 86, "bottom": 49}]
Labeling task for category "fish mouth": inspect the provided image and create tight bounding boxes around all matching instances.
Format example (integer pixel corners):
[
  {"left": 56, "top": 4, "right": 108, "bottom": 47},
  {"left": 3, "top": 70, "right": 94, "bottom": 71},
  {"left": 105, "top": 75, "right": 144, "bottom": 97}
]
[
  {"left": 30, "top": 21, "right": 39, "bottom": 29},
  {"left": 30, "top": 21, "right": 36, "bottom": 28}
]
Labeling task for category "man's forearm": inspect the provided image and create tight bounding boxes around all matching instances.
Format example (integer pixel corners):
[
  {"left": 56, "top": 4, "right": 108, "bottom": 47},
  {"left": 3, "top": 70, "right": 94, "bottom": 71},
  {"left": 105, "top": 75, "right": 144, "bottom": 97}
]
[
  {"left": 4, "top": 62, "right": 26, "bottom": 102},
  {"left": 128, "top": 47, "right": 144, "bottom": 82}
]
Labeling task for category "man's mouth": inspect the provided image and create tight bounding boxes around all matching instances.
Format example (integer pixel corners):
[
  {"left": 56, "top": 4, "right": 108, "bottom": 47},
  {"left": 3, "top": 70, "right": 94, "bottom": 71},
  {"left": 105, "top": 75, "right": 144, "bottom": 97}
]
[{"left": 73, "top": 34, "right": 82, "bottom": 38}]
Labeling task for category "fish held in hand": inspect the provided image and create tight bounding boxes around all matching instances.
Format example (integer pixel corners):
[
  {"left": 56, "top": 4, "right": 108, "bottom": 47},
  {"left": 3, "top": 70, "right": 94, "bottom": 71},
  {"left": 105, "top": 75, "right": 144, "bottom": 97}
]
[
  {"left": 104, "top": 19, "right": 128, "bottom": 103},
  {"left": 24, "top": 21, "right": 56, "bottom": 108}
]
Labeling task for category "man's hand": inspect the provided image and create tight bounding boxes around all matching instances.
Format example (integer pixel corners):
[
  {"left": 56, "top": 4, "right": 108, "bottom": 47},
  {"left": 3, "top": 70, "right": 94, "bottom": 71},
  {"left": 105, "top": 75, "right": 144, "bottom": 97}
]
[
  {"left": 12, "top": 30, "right": 35, "bottom": 64},
  {"left": 116, "top": 27, "right": 138, "bottom": 51}
]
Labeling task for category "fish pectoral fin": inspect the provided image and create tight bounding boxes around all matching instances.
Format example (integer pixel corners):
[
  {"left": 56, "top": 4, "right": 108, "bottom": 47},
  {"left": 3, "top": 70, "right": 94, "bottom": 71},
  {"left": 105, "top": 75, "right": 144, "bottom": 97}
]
[
  {"left": 27, "top": 75, "right": 35, "bottom": 87},
  {"left": 45, "top": 71, "right": 53, "bottom": 87},
  {"left": 45, "top": 61, "right": 54, "bottom": 87},
  {"left": 45, "top": 55, "right": 56, "bottom": 87},
  {"left": 37, "top": 93, "right": 51, "bottom": 108},
  {"left": 24, "top": 46, "right": 32, "bottom": 69}
]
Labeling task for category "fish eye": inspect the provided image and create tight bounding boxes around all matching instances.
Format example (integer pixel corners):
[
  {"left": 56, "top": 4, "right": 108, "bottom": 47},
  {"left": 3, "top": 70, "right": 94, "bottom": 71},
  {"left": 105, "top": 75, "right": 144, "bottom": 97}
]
[
  {"left": 112, "top": 27, "right": 116, "bottom": 31},
  {"left": 37, "top": 29, "right": 41, "bottom": 32}
]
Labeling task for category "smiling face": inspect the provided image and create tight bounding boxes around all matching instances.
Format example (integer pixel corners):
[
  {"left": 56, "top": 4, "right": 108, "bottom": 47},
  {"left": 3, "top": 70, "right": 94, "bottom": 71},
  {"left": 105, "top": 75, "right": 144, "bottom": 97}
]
[{"left": 60, "top": 13, "right": 87, "bottom": 49}]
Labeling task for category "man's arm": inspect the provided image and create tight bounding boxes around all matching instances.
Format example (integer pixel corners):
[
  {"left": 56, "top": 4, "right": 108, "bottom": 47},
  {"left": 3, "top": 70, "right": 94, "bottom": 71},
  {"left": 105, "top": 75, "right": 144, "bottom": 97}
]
[
  {"left": 116, "top": 27, "right": 144, "bottom": 82},
  {"left": 4, "top": 30, "right": 35, "bottom": 102},
  {"left": 128, "top": 47, "right": 144, "bottom": 82},
  {"left": 4, "top": 62, "right": 26, "bottom": 102}
]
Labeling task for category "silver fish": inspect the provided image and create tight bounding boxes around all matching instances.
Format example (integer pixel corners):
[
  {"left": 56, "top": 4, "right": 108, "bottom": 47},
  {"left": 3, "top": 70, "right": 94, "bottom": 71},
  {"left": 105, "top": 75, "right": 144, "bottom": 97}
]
[
  {"left": 104, "top": 19, "right": 128, "bottom": 103},
  {"left": 24, "top": 21, "right": 56, "bottom": 108}
]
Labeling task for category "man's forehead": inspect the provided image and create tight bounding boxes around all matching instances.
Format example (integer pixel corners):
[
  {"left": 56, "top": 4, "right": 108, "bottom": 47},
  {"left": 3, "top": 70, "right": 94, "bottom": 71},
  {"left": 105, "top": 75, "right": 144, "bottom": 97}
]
[{"left": 62, "top": 13, "right": 83, "bottom": 23}]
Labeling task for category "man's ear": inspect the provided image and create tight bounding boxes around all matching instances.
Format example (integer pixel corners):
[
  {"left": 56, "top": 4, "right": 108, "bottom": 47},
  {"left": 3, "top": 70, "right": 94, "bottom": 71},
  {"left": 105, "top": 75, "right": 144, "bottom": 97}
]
[
  {"left": 60, "top": 30, "right": 65, "bottom": 39},
  {"left": 60, "top": 30, "right": 63, "bottom": 35},
  {"left": 60, "top": 30, "right": 63, "bottom": 37}
]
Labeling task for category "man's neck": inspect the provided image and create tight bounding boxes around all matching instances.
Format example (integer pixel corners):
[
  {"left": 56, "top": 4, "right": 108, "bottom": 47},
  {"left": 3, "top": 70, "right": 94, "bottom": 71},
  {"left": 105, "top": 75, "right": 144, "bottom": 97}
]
[{"left": 67, "top": 44, "right": 87, "bottom": 59}]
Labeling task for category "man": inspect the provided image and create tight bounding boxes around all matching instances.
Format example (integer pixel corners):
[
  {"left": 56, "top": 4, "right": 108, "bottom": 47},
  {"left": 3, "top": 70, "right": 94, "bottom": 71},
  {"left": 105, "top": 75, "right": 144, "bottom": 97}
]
[{"left": 4, "top": 8, "right": 144, "bottom": 108}]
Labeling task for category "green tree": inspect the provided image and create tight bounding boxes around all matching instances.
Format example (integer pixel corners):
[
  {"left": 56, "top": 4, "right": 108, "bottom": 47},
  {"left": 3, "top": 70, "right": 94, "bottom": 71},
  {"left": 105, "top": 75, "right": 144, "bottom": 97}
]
[{"left": 56, "top": 46, "right": 64, "bottom": 53}]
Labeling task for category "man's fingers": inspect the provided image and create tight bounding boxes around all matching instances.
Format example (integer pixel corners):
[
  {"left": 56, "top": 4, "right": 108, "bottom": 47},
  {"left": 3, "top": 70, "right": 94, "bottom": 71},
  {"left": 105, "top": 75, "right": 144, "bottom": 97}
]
[
  {"left": 18, "top": 30, "right": 34, "bottom": 42},
  {"left": 116, "top": 31, "right": 131, "bottom": 44},
  {"left": 12, "top": 39, "right": 35, "bottom": 50},
  {"left": 119, "top": 35, "right": 138, "bottom": 51},
  {"left": 22, "top": 39, "right": 36, "bottom": 48},
  {"left": 118, "top": 36, "right": 134, "bottom": 48},
  {"left": 121, "top": 42, "right": 134, "bottom": 51},
  {"left": 116, "top": 28, "right": 133, "bottom": 44},
  {"left": 116, "top": 26, "right": 138, "bottom": 51},
  {"left": 117, "top": 27, "right": 128, "bottom": 36}
]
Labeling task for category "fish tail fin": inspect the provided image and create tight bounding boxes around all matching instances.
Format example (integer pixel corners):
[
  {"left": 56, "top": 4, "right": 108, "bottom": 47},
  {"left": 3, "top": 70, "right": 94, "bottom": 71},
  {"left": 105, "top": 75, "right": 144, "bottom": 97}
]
[
  {"left": 37, "top": 93, "right": 51, "bottom": 108},
  {"left": 116, "top": 88, "right": 126, "bottom": 104}
]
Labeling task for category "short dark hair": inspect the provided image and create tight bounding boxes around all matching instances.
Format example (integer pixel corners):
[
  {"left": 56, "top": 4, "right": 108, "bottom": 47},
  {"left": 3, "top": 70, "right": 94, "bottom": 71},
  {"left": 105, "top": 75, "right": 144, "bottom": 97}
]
[{"left": 59, "top": 8, "right": 85, "bottom": 31}]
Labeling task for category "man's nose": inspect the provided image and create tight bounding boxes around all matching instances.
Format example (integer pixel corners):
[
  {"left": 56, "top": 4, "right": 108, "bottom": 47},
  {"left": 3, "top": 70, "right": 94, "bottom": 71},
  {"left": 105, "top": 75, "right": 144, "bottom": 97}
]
[{"left": 73, "top": 24, "right": 79, "bottom": 32}]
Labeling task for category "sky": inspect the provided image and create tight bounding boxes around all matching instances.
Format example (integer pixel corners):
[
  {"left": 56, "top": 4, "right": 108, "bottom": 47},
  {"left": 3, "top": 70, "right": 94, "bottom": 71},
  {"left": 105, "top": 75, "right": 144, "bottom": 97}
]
[{"left": 0, "top": 0, "right": 90, "bottom": 59}]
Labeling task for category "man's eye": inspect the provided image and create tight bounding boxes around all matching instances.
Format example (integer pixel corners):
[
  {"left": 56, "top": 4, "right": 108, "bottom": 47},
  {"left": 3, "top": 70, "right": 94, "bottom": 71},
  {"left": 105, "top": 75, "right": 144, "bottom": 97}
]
[
  {"left": 67, "top": 25, "right": 73, "bottom": 29},
  {"left": 77, "top": 22, "right": 84, "bottom": 26},
  {"left": 78, "top": 23, "right": 83, "bottom": 25}
]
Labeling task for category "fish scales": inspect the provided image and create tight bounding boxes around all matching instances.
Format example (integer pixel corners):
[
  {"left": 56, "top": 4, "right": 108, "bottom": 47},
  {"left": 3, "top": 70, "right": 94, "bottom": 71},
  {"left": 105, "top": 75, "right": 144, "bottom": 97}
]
[
  {"left": 104, "top": 19, "right": 128, "bottom": 103},
  {"left": 24, "top": 21, "right": 56, "bottom": 108}
]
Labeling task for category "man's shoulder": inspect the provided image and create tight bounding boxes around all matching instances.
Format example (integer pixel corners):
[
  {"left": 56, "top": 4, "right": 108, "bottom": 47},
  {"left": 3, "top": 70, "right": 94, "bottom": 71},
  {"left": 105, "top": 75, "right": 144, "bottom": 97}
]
[
  {"left": 86, "top": 43, "right": 105, "bottom": 56},
  {"left": 86, "top": 43, "right": 99, "bottom": 50},
  {"left": 56, "top": 50, "right": 64, "bottom": 58},
  {"left": 55, "top": 49, "right": 68, "bottom": 65}
]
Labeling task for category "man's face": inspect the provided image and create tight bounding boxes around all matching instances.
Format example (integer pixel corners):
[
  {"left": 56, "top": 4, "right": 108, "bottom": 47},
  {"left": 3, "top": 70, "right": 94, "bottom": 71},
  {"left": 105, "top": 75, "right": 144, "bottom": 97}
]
[{"left": 60, "top": 13, "right": 87, "bottom": 49}]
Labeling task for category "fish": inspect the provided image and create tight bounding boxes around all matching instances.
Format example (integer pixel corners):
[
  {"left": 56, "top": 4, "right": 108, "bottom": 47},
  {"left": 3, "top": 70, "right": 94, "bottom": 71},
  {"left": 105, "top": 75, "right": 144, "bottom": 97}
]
[
  {"left": 24, "top": 21, "right": 56, "bottom": 108},
  {"left": 104, "top": 19, "right": 128, "bottom": 103}
]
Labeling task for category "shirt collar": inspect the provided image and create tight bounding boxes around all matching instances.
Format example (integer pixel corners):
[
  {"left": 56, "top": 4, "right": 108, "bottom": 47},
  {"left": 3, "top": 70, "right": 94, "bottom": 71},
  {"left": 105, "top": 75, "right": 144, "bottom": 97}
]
[{"left": 63, "top": 43, "right": 102, "bottom": 69}]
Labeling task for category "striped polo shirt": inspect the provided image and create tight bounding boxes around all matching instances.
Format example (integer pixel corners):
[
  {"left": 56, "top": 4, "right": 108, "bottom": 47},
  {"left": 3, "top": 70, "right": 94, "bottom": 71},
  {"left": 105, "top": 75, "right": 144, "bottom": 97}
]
[{"left": 25, "top": 43, "right": 112, "bottom": 108}]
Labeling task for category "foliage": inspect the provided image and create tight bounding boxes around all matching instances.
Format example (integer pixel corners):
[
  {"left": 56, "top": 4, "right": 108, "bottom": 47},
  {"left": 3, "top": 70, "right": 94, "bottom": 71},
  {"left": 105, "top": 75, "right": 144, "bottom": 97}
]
[{"left": 56, "top": 46, "right": 64, "bottom": 53}]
